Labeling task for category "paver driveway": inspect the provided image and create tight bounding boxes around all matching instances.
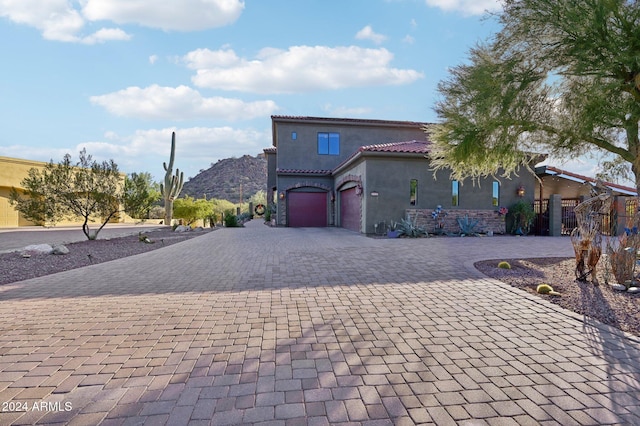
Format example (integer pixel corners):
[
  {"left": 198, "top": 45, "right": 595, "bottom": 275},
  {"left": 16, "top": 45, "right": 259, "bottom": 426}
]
[{"left": 0, "top": 220, "right": 639, "bottom": 425}]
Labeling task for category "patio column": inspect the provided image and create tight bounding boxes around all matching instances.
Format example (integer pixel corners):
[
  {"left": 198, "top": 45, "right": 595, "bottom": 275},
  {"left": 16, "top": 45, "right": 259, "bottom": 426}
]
[{"left": 548, "top": 194, "right": 562, "bottom": 237}]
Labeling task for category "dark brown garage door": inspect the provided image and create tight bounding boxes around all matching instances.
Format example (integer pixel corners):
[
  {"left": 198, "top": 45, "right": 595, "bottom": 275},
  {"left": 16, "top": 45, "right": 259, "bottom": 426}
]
[
  {"left": 288, "top": 192, "right": 327, "bottom": 227},
  {"left": 340, "top": 187, "right": 360, "bottom": 232}
]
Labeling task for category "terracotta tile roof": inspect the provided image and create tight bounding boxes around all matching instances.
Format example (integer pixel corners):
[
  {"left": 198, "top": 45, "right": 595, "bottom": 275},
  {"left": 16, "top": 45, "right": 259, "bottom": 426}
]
[
  {"left": 271, "top": 115, "right": 430, "bottom": 127},
  {"left": 276, "top": 168, "right": 332, "bottom": 175},
  {"left": 539, "top": 165, "right": 637, "bottom": 195},
  {"left": 358, "top": 140, "right": 431, "bottom": 154},
  {"left": 331, "top": 140, "right": 432, "bottom": 174}
]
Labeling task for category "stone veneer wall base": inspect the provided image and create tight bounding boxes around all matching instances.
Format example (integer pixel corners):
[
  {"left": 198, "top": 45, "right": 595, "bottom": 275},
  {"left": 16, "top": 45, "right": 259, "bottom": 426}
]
[{"left": 406, "top": 209, "right": 507, "bottom": 235}]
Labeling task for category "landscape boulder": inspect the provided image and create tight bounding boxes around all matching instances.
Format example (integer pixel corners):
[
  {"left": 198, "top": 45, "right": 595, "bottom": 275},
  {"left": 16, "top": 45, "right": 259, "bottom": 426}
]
[
  {"left": 51, "top": 245, "right": 69, "bottom": 255},
  {"left": 20, "top": 244, "right": 53, "bottom": 256}
]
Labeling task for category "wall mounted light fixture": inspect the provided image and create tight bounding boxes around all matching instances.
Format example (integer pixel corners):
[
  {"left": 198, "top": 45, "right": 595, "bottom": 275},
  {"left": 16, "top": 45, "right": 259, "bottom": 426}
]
[
  {"left": 516, "top": 185, "right": 525, "bottom": 197},
  {"left": 279, "top": 192, "right": 285, "bottom": 200}
]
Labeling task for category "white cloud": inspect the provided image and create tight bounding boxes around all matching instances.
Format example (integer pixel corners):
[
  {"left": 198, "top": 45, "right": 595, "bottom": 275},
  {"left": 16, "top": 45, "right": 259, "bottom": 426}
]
[
  {"left": 82, "top": 0, "right": 244, "bottom": 31},
  {"left": 89, "top": 85, "right": 278, "bottom": 120},
  {"left": 0, "top": 0, "right": 130, "bottom": 43},
  {"left": 321, "top": 103, "right": 373, "bottom": 117},
  {"left": 425, "top": 0, "right": 501, "bottom": 16},
  {"left": 79, "top": 126, "right": 271, "bottom": 179},
  {"left": 355, "top": 25, "right": 387, "bottom": 45},
  {"left": 186, "top": 46, "right": 424, "bottom": 94},
  {"left": 183, "top": 48, "right": 241, "bottom": 69},
  {"left": 149, "top": 54, "right": 158, "bottom": 65},
  {"left": 81, "top": 28, "right": 131, "bottom": 44},
  {"left": 403, "top": 35, "right": 415, "bottom": 44},
  {"left": 0, "top": 0, "right": 243, "bottom": 43},
  {"left": 1, "top": 125, "right": 272, "bottom": 181}
]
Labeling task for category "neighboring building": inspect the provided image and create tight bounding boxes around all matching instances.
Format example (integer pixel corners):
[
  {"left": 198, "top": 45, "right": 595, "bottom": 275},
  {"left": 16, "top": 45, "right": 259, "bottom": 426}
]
[
  {"left": 266, "top": 116, "right": 537, "bottom": 235},
  {"left": 0, "top": 155, "right": 127, "bottom": 228},
  {"left": 533, "top": 165, "right": 637, "bottom": 236},
  {"left": 0, "top": 156, "right": 49, "bottom": 227},
  {"left": 535, "top": 165, "right": 636, "bottom": 199}
]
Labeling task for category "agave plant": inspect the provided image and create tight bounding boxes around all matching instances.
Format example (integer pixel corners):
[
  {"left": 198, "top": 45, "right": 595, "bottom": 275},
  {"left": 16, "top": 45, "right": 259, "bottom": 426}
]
[
  {"left": 457, "top": 215, "right": 480, "bottom": 236},
  {"left": 396, "top": 215, "right": 427, "bottom": 238}
]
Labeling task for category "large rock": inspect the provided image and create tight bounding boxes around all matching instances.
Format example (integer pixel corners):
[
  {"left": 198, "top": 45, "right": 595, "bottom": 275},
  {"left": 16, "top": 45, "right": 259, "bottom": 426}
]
[
  {"left": 20, "top": 244, "right": 53, "bottom": 255},
  {"left": 174, "top": 225, "right": 191, "bottom": 233},
  {"left": 51, "top": 245, "right": 69, "bottom": 255}
]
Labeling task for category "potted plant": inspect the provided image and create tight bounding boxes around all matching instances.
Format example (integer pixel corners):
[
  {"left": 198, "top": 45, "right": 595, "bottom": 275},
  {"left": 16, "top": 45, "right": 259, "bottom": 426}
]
[
  {"left": 387, "top": 221, "right": 400, "bottom": 238},
  {"left": 508, "top": 200, "right": 535, "bottom": 235}
]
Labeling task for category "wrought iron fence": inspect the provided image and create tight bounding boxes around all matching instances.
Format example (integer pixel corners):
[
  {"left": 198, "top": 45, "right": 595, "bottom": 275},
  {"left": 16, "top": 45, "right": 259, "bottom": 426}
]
[{"left": 533, "top": 199, "right": 549, "bottom": 236}]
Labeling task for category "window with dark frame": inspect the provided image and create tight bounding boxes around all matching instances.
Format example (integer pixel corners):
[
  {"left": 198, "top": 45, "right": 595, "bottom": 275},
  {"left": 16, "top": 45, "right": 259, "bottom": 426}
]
[
  {"left": 317, "top": 132, "right": 340, "bottom": 155},
  {"left": 410, "top": 179, "right": 417, "bottom": 205},
  {"left": 492, "top": 181, "right": 499, "bottom": 207},
  {"left": 452, "top": 180, "right": 459, "bottom": 206}
]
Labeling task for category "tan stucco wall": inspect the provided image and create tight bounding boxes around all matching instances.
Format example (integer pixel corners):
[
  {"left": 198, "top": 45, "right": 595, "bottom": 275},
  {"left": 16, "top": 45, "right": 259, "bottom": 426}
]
[
  {"left": 0, "top": 156, "right": 50, "bottom": 227},
  {"left": 0, "top": 155, "right": 125, "bottom": 228}
]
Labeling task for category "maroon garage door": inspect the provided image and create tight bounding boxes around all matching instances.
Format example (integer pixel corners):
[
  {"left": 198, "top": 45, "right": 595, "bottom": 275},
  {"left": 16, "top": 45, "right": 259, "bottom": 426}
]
[
  {"left": 340, "top": 187, "right": 360, "bottom": 232},
  {"left": 288, "top": 192, "right": 327, "bottom": 227}
]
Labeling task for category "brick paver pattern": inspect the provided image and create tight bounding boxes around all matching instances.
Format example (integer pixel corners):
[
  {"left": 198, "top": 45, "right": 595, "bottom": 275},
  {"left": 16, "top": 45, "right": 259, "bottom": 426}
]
[{"left": 0, "top": 220, "right": 639, "bottom": 425}]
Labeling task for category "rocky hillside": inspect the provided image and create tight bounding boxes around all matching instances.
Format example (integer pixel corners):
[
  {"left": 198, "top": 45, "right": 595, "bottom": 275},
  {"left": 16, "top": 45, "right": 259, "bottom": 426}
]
[{"left": 181, "top": 154, "right": 267, "bottom": 203}]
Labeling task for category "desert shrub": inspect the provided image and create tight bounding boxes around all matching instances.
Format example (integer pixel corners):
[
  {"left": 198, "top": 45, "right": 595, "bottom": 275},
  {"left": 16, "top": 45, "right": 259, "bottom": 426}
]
[
  {"left": 606, "top": 230, "right": 640, "bottom": 286},
  {"left": 224, "top": 210, "right": 239, "bottom": 227},
  {"left": 396, "top": 215, "right": 427, "bottom": 238},
  {"left": 497, "top": 261, "right": 511, "bottom": 269},
  {"left": 238, "top": 212, "right": 252, "bottom": 223},
  {"left": 507, "top": 201, "right": 535, "bottom": 235},
  {"left": 148, "top": 205, "right": 165, "bottom": 219}
]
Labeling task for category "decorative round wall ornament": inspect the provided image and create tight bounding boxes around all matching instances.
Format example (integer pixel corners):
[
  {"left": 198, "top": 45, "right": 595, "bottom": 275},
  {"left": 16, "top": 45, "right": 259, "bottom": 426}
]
[{"left": 254, "top": 204, "right": 266, "bottom": 216}]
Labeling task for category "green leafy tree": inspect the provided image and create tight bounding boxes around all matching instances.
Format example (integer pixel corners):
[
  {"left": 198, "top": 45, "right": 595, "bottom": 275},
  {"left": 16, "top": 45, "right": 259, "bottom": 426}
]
[
  {"left": 431, "top": 0, "right": 640, "bottom": 192},
  {"left": 248, "top": 190, "right": 267, "bottom": 207},
  {"left": 124, "top": 172, "right": 161, "bottom": 220},
  {"left": 211, "top": 198, "right": 236, "bottom": 218},
  {"left": 172, "top": 196, "right": 213, "bottom": 225},
  {"left": 10, "top": 149, "right": 123, "bottom": 240}
]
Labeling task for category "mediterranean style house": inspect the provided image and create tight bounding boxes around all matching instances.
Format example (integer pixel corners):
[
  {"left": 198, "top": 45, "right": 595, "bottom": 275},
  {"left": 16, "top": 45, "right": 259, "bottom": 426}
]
[{"left": 265, "top": 116, "right": 537, "bottom": 235}]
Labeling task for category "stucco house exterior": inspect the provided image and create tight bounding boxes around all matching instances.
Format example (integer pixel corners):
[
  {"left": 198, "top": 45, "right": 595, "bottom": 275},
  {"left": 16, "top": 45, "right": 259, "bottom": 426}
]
[
  {"left": 532, "top": 165, "right": 637, "bottom": 236},
  {"left": 0, "top": 156, "right": 50, "bottom": 227},
  {"left": 265, "top": 116, "right": 537, "bottom": 235},
  {"left": 0, "top": 155, "right": 128, "bottom": 228}
]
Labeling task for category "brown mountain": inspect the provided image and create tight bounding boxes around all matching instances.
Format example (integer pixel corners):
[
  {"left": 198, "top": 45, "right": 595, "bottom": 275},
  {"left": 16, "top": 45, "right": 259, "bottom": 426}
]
[{"left": 181, "top": 154, "right": 267, "bottom": 203}]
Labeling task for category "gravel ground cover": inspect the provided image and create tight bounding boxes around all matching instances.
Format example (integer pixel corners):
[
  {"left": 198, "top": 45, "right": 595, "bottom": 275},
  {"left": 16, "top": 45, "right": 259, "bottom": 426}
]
[
  {"left": 0, "top": 227, "right": 215, "bottom": 286},
  {"left": 476, "top": 256, "right": 640, "bottom": 338}
]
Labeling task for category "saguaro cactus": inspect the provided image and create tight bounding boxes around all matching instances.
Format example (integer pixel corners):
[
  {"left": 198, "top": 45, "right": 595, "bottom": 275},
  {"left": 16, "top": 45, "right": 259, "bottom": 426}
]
[{"left": 160, "top": 132, "right": 184, "bottom": 225}]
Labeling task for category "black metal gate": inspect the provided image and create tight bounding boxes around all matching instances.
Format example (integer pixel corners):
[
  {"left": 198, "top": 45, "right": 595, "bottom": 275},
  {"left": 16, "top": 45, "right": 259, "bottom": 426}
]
[{"left": 533, "top": 199, "right": 549, "bottom": 236}]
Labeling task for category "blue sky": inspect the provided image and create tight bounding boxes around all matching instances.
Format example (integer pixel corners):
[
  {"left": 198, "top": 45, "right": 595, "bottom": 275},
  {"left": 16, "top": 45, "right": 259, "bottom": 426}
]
[{"left": 0, "top": 0, "right": 599, "bottom": 184}]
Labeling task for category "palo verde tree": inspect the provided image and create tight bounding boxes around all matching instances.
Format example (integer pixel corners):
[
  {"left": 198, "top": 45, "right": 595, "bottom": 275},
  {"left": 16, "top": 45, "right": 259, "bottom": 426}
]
[
  {"left": 10, "top": 149, "right": 123, "bottom": 240},
  {"left": 431, "top": 0, "right": 640, "bottom": 191},
  {"left": 172, "top": 196, "right": 213, "bottom": 226}
]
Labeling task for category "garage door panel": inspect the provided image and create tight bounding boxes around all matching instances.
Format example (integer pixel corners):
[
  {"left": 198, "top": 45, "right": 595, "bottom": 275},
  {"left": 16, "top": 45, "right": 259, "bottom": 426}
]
[
  {"left": 288, "top": 192, "right": 327, "bottom": 227},
  {"left": 340, "top": 187, "right": 360, "bottom": 232}
]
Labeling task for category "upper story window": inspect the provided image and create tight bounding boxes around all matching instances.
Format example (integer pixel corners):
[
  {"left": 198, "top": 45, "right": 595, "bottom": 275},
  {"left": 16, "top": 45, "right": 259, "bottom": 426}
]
[
  {"left": 492, "top": 181, "right": 500, "bottom": 207},
  {"left": 291, "top": 132, "right": 297, "bottom": 140},
  {"left": 318, "top": 132, "right": 340, "bottom": 155},
  {"left": 452, "top": 180, "right": 459, "bottom": 206}
]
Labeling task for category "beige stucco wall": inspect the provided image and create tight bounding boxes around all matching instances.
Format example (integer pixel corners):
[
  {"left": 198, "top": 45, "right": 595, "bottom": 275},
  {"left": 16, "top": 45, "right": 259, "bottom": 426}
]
[
  {"left": 0, "top": 156, "right": 50, "bottom": 227},
  {"left": 0, "top": 155, "right": 126, "bottom": 228}
]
